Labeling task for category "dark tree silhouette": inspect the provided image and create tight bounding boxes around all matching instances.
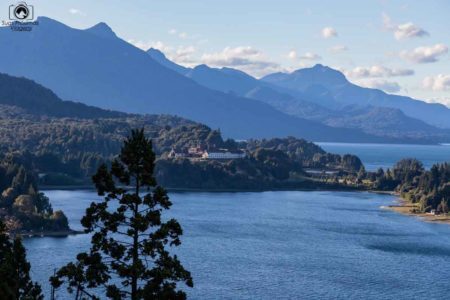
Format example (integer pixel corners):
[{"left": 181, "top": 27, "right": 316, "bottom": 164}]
[
  {"left": 51, "top": 129, "right": 193, "bottom": 299},
  {"left": 0, "top": 221, "right": 43, "bottom": 299}
]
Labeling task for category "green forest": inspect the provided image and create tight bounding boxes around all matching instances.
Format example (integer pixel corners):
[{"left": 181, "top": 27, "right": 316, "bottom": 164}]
[
  {"left": 0, "top": 153, "right": 69, "bottom": 234},
  {"left": 0, "top": 73, "right": 448, "bottom": 234}
]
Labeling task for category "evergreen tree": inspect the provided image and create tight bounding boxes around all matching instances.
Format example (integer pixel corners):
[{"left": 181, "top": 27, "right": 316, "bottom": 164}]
[
  {"left": 51, "top": 129, "right": 193, "bottom": 299},
  {"left": 0, "top": 221, "right": 43, "bottom": 299}
]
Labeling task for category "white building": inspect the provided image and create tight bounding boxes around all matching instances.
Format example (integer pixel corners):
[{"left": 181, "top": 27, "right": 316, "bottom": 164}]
[{"left": 202, "top": 149, "right": 246, "bottom": 160}]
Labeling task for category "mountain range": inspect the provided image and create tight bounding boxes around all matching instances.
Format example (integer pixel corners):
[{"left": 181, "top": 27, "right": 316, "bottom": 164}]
[
  {"left": 148, "top": 49, "right": 450, "bottom": 142},
  {"left": 1, "top": 16, "right": 449, "bottom": 143}
]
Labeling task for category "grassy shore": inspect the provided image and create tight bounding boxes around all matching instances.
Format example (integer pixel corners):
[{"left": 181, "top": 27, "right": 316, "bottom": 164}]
[{"left": 385, "top": 198, "right": 450, "bottom": 225}]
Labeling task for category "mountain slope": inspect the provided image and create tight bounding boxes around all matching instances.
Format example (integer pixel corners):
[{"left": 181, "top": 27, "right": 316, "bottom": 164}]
[
  {"left": 0, "top": 73, "right": 124, "bottom": 118},
  {"left": 0, "top": 17, "right": 386, "bottom": 142},
  {"left": 148, "top": 49, "right": 450, "bottom": 142},
  {"left": 262, "top": 64, "right": 450, "bottom": 129},
  {"left": 147, "top": 48, "right": 189, "bottom": 75}
]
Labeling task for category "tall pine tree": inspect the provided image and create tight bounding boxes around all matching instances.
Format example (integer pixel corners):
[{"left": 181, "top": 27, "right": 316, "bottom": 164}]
[{"left": 51, "top": 129, "right": 193, "bottom": 299}]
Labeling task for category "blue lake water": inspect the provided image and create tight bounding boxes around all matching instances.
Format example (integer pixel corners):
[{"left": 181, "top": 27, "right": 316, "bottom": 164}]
[
  {"left": 24, "top": 190, "right": 450, "bottom": 299},
  {"left": 317, "top": 143, "right": 450, "bottom": 171}
]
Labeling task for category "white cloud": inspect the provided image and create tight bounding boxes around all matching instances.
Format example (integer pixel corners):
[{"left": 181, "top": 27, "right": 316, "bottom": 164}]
[
  {"left": 169, "top": 46, "right": 197, "bottom": 66},
  {"left": 356, "top": 79, "right": 401, "bottom": 93},
  {"left": 127, "top": 38, "right": 198, "bottom": 66},
  {"left": 69, "top": 8, "right": 86, "bottom": 16},
  {"left": 322, "top": 27, "right": 337, "bottom": 38},
  {"left": 201, "top": 46, "right": 282, "bottom": 77},
  {"left": 394, "top": 22, "right": 429, "bottom": 40},
  {"left": 178, "top": 32, "right": 188, "bottom": 39},
  {"left": 344, "top": 65, "right": 414, "bottom": 78},
  {"left": 400, "top": 44, "right": 448, "bottom": 63},
  {"left": 422, "top": 74, "right": 450, "bottom": 91},
  {"left": 168, "top": 29, "right": 177, "bottom": 35},
  {"left": 287, "top": 50, "right": 321, "bottom": 61},
  {"left": 300, "top": 52, "right": 321, "bottom": 60},
  {"left": 329, "top": 45, "right": 348, "bottom": 53},
  {"left": 382, "top": 13, "right": 429, "bottom": 40},
  {"left": 127, "top": 40, "right": 172, "bottom": 52},
  {"left": 287, "top": 50, "right": 297, "bottom": 60}
]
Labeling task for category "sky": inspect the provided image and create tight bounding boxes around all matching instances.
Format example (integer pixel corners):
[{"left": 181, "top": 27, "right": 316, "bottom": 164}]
[{"left": 3, "top": 0, "right": 450, "bottom": 106}]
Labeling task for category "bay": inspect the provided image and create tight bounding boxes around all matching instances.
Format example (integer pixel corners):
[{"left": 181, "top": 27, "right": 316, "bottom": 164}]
[{"left": 24, "top": 190, "right": 450, "bottom": 299}]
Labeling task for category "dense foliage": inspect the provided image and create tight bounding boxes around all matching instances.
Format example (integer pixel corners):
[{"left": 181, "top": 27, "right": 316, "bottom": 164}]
[
  {"left": 0, "top": 221, "right": 43, "bottom": 299},
  {"left": 0, "top": 152, "right": 69, "bottom": 232},
  {"left": 0, "top": 104, "right": 363, "bottom": 190},
  {"left": 51, "top": 129, "right": 192, "bottom": 299},
  {"left": 364, "top": 159, "right": 450, "bottom": 213},
  {"left": 245, "top": 137, "right": 363, "bottom": 172}
]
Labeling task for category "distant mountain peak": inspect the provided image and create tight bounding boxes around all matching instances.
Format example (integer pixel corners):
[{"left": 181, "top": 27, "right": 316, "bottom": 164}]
[
  {"left": 147, "top": 48, "right": 189, "bottom": 75},
  {"left": 277, "top": 64, "right": 348, "bottom": 88},
  {"left": 36, "top": 16, "right": 62, "bottom": 24},
  {"left": 147, "top": 48, "right": 165, "bottom": 58},
  {"left": 85, "top": 22, "right": 117, "bottom": 39},
  {"left": 312, "top": 63, "right": 326, "bottom": 69},
  {"left": 193, "top": 64, "right": 210, "bottom": 70},
  {"left": 33, "top": 16, "right": 69, "bottom": 30}
]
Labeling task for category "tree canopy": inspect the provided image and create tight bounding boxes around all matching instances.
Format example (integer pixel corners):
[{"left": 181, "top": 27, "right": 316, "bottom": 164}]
[{"left": 51, "top": 129, "right": 193, "bottom": 299}]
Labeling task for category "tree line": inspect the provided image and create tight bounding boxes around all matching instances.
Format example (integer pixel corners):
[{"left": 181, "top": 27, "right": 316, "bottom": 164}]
[
  {"left": 360, "top": 159, "right": 449, "bottom": 213},
  {"left": 1, "top": 129, "right": 192, "bottom": 299}
]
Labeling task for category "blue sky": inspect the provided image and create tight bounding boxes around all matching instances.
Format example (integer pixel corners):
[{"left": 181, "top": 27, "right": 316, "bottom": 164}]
[{"left": 4, "top": 0, "right": 450, "bottom": 106}]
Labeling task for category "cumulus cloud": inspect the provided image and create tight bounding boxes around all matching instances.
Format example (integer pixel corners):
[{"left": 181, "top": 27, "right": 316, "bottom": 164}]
[
  {"left": 201, "top": 46, "right": 282, "bottom": 77},
  {"left": 168, "top": 29, "right": 177, "bottom": 35},
  {"left": 344, "top": 65, "right": 414, "bottom": 78},
  {"left": 321, "top": 27, "right": 337, "bottom": 38},
  {"left": 422, "top": 74, "right": 450, "bottom": 91},
  {"left": 394, "top": 23, "right": 429, "bottom": 40},
  {"left": 69, "top": 8, "right": 86, "bottom": 16},
  {"left": 382, "top": 13, "right": 428, "bottom": 40},
  {"left": 127, "top": 40, "right": 172, "bottom": 52},
  {"left": 127, "top": 38, "right": 198, "bottom": 67},
  {"left": 356, "top": 79, "right": 401, "bottom": 93},
  {"left": 300, "top": 52, "right": 321, "bottom": 60},
  {"left": 400, "top": 44, "right": 448, "bottom": 63},
  {"left": 287, "top": 50, "right": 297, "bottom": 60},
  {"left": 170, "top": 46, "right": 197, "bottom": 66},
  {"left": 329, "top": 45, "right": 348, "bottom": 53}
]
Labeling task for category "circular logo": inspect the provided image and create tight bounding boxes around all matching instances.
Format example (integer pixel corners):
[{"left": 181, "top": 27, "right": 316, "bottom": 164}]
[{"left": 14, "top": 4, "right": 29, "bottom": 20}]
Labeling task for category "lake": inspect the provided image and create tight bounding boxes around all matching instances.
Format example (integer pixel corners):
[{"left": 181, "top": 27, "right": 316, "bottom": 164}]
[
  {"left": 317, "top": 142, "right": 450, "bottom": 171},
  {"left": 24, "top": 190, "right": 450, "bottom": 299}
]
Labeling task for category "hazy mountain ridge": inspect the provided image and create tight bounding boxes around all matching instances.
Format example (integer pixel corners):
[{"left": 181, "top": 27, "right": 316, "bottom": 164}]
[
  {"left": 0, "top": 17, "right": 392, "bottom": 143},
  {"left": 262, "top": 65, "right": 450, "bottom": 129},
  {"left": 148, "top": 48, "right": 450, "bottom": 142},
  {"left": 0, "top": 73, "right": 125, "bottom": 119}
]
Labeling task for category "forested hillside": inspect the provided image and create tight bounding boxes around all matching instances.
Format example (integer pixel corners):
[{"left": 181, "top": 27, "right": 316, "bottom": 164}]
[
  {"left": 0, "top": 152, "right": 69, "bottom": 233},
  {"left": 0, "top": 105, "right": 363, "bottom": 189},
  {"left": 360, "top": 159, "right": 449, "bottom": 213}
]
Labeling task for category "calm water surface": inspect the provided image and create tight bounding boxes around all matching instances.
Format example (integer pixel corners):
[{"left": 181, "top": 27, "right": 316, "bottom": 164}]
[
  {"left": 317, "top": 143, "right": 450, "bottom": 170},
  {"left": 24, "top": 190, "right": 450, "bottom": 299}
]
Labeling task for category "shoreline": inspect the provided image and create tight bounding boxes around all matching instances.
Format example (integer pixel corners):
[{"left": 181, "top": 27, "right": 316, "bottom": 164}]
[
  {"left": 384, "top": 198, "right": 450, "bottom": 225},
  {"left": 17, "top": 229, "right": 84, "bottom": 238},
  {"left": 40, "top": 184, "right": 364, "bottom": 193}
]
